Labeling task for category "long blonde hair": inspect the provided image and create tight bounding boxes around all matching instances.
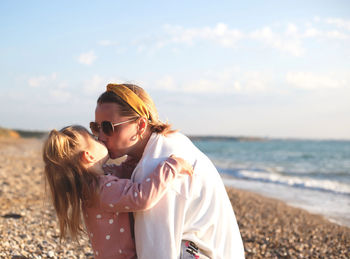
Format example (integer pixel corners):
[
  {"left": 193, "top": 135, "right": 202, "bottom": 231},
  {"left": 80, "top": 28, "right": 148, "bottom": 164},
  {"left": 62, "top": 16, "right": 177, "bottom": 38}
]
[
  {"left": 42, "top": 125, "right": 99, "bottom": 241},
  {"left": 97, "top": 83, "right": 177, "bottom": 135}
]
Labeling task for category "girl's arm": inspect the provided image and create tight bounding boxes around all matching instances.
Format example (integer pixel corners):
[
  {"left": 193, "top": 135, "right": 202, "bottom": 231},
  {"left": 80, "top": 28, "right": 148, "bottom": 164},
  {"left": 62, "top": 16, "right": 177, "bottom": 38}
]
[{"left": 99, "top": 156, "right": 192, "bottom": 212}]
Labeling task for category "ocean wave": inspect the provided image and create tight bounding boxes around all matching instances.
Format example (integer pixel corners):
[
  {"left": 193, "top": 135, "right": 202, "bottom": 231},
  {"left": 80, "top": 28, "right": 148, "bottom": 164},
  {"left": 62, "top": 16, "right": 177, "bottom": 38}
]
[{"left": 220, "top": 168, "right": 350, "bottom": 195}]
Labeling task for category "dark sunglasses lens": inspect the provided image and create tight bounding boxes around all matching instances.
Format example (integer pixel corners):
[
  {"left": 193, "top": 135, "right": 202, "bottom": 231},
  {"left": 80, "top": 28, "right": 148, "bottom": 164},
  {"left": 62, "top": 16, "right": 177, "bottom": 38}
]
[
  {"left": 89, "top": 122, "right": 100, "bottom": 135},
  {"left": 101, "top": 121, "right": 114, "bottom": 136}
]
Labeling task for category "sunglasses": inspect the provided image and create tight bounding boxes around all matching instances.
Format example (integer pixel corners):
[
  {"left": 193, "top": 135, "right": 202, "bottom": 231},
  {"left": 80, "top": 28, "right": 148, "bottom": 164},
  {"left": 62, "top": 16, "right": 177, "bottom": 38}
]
[{"left": 90, "top": 118, "right": 138, "bottom": 136}]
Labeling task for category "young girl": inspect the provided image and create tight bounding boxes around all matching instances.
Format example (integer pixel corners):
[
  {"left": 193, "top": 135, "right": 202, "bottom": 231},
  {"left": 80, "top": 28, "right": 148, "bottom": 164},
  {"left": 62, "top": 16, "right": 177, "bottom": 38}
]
[{"left": 42, "top": 125, "right": 193, "bottom": 258}]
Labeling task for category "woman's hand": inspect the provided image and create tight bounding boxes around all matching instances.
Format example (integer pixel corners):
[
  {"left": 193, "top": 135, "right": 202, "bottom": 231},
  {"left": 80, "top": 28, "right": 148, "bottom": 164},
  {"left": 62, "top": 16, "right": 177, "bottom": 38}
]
[{"left": 169, "top": 155, "right": 194, "bottom": 176}]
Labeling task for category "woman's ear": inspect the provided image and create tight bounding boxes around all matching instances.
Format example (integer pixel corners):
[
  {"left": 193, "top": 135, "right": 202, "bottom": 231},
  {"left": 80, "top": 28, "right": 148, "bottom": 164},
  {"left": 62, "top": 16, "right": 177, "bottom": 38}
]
[
  {"left": 81, "top": 151, "right": 95, "bottom": 164},
  {"left": 137, "top": 117, "right": 148, "bottom": 136}
]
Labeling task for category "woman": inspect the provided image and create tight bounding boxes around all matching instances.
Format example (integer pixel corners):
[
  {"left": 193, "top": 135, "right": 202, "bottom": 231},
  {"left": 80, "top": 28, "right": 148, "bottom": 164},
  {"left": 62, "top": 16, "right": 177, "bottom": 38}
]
[{"left": 90, "top": 83, "right": 245, "bottom": 259}]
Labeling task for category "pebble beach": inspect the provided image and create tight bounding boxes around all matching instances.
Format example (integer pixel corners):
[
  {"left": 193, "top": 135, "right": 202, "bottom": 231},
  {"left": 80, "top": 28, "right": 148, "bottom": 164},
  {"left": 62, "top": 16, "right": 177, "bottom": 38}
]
[{"left": 0, "top": 137, "right": 349, "bottom": 258}]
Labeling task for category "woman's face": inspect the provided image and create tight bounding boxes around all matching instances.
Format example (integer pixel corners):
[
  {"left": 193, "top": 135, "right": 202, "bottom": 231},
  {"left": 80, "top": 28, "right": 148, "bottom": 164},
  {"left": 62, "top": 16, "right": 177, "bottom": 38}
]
[{"left": 94, "top": 103, "right": 139, "bottom": 159}]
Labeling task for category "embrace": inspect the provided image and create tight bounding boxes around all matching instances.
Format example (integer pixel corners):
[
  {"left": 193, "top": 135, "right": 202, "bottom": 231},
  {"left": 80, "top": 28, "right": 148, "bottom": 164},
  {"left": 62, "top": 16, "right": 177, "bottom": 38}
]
[{"left": 42, "top": 83, "right": 245, "bottom": 258}]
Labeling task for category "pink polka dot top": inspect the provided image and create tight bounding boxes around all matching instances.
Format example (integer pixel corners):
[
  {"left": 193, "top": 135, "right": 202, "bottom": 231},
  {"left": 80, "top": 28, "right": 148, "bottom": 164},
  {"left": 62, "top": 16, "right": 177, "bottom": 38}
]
[{"left": 83, "top": 157, "right": 182, "bottom": 259}]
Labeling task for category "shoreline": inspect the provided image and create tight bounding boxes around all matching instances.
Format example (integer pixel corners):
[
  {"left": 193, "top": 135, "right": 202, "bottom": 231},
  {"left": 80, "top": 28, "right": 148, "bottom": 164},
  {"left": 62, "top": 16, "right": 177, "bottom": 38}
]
[
  {"left": 0, "top": 138, "right": 349, "bottom": 258},
  {"left": 226, "top": 186, "right": 350, "bottom": 258},
  {"left": 222, "top": 175, "right": 350, "bottom": 228}
]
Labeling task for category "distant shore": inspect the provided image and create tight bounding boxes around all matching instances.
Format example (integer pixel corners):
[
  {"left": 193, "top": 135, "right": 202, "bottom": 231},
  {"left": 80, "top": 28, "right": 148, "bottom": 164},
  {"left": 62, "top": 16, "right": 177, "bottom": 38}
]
[
  {"left": 0, "top": 137, "right": 349, "bottom": 258},
  {"left": 3, "top": 126, "right": 348, "bottom": 142},
  {"left": 189, "top": 135, "right": 267, "bottom": 142},
  {"left": 0, "top": 127, "right": 47, "bottom": 139}
]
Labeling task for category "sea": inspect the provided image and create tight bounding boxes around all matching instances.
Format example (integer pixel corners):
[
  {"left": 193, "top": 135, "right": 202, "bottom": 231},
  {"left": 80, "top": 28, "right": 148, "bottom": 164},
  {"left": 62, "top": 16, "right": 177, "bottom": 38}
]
[{"left": 191, "top": 137, "right": 350, "bottom": 227}]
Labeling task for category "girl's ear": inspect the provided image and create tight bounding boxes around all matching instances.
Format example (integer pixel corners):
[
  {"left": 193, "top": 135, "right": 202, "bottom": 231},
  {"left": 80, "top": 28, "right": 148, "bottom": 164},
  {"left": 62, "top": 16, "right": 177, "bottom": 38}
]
[{"left": 81, "top": 151, "right": 95, "bottom": 164}]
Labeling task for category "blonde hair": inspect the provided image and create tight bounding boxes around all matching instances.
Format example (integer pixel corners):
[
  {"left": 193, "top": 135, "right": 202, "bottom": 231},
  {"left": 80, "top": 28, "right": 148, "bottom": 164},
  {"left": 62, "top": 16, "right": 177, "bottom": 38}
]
[
  {"left": 42, "top": 125, "right": 99, "bottom": 241},
  {"left": 97, "top": 83, "right": 177, "bottom": 135}
]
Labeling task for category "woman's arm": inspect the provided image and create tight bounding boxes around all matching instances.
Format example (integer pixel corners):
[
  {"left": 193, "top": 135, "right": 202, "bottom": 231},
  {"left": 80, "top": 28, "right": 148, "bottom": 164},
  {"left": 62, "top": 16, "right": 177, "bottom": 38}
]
[{"left": 99, "top": 156, "right": 192, "bottom": 212}]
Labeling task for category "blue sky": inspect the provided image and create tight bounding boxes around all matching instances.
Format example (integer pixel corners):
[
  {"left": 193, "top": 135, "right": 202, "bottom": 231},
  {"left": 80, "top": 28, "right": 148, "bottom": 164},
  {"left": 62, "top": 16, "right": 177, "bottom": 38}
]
[{"left": 1, "top": 1, "right": 349, "bottom": 139}]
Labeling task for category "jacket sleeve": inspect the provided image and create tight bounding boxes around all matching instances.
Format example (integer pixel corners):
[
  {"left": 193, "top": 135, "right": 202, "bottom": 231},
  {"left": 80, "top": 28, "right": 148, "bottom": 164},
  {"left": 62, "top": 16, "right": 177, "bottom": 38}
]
[
  {"left": 102, "top": 157, "right": 137, "bottom": 179},
  {"left": 99, "top": 157, "right": 182, "bottom": 212}
]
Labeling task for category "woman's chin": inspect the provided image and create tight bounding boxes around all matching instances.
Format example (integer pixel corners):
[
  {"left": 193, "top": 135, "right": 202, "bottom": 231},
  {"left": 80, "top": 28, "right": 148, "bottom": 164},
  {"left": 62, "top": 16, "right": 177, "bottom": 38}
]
[
  {"left": 108, "top": 151, "right": 124, "bottom": 160},
  {"left": 108, "top": 151, "right": 116, "bottom": 159}
]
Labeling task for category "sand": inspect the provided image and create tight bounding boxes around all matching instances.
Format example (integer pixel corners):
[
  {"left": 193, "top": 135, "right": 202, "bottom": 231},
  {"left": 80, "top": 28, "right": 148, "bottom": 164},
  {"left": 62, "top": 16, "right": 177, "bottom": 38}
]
[
  {"left": 0, "top": 138, "right": 349, "bottom": 258},
  {"left": 227, "top": 188, "right": 350, "bottom": 258}
]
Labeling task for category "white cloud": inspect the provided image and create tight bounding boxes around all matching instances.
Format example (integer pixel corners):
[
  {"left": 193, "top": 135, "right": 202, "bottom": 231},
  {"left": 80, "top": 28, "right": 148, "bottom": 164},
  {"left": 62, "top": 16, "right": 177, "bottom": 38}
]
[
  {"left": 137, "top": 19, "right": 349, "bottom": 57},
  {"left": 286, "top": 23, "right": 298, "bottom": 36},
  {"left": 161, "top": 23, "right": 244, "bottom": 48},
  {"left": 240, "top": 71, "right": 273, "bottom": 93},
  {"left": 78, "top": 51, "right": 97, "bottom": 65},
  {"left": 183, "top": 78, "right": 224, "bottom": 93},
  {"left": 325, "top": 18, "right": 350, "bottom": 31},
  {"left": 50, "top": 89, "right": 71, "bottom": 101},
  {"left": 151, "top": 69, "right": 349, "bottom": 95},
  {"left": 250, "top": 25, "right": 304, "bottom": 57},
  {"left": 303, "top": 17, "right": 350, "bottom": 40},
  {"left": 98, "top": 40, "right": 113, "bottom": 46},
  {"left": 249, "top": 20, "right": 349, "bottom": 56},
  {"left": 28, "top": 73, "right": 57, "bottom": 87},
  {"left": 324, "top": 30, "right": 349, "bottom": 40},
  {"left": 28, "top": 76, "right": 46, "bottom": 87},
  {"left": 83, "top": 75, "right": 126, "bottom": 96},
  {"left": 304, "top": 27, "right": 320, "bottom": 37},
  {"left": 313, "top": 16, "right": 321, "bottom": 23},
  {"left": 25, "top": 73, "right": 73, "bottom": 104},
  {"left": 137, "top": 45, "right": 146, "bottom": 52},
  {"left": 160, "top": 23, "right": 305, "bottom": 56},
  {"left": 286, "top": 72, "right": 347, "bottom": 90},
  {"left": 303, "top": 26, "right": 349, "bottom": 40},
  {"left": 57, "top": 81, "right": 69, "bottom": 89},
  {"left": 181, "top": 73, "right": 271, "bottom": 94},
  {"left": 155, "top": 75, "right": 177, "bottom": 91},
  {"left": 150, "top": 67, "right": 274, "bottom": 94},
  {"left": 84, "top": 75, "right": 105, "bottom": 95}
]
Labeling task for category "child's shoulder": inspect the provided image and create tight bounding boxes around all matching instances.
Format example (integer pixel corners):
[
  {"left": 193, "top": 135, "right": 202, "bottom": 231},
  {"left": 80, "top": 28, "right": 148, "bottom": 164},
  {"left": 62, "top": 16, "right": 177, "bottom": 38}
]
[{"left": 98, "top": 174, "right": 121, "bottom": 187}]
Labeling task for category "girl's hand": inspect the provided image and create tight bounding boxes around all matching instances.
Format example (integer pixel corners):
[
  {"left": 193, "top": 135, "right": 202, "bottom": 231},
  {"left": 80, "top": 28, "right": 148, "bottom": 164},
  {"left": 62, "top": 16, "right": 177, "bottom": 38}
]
[{"left": 169, "top": 155, "right": 194, "bottom": 176}]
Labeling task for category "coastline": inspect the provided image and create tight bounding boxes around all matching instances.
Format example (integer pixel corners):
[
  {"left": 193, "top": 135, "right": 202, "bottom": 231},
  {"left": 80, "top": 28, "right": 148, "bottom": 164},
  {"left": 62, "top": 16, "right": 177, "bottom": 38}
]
[
  {"left": 226, "top": 186, "right": 350, "bottom": 258},
  {"left": 222, "top": 175, "right": 350, "bottom": 228},
  {"left": 0, "top": 138, "right": 349, "bottom": 258}
]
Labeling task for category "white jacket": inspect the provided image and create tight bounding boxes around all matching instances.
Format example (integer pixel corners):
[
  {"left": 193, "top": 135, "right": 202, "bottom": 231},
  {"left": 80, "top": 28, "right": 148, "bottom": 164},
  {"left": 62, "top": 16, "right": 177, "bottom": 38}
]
[{"left": 131, "top": 132, "right": 245, "bottom": 259}]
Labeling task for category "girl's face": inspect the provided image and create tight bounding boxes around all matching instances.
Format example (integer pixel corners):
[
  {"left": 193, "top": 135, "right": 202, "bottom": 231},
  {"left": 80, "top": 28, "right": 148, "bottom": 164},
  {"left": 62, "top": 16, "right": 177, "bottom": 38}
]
[
  {"left": 84, "top": 133, "right": 109, "bottom": 166},
  {"left": 94, "top": 103, "right": 139, "bottom": 159}
]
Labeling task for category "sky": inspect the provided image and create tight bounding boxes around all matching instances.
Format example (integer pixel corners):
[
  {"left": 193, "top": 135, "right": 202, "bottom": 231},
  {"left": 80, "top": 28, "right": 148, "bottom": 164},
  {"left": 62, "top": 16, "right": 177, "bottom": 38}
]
[{"left": 1, "top": 0, "right": 350, "bottom": 139}]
